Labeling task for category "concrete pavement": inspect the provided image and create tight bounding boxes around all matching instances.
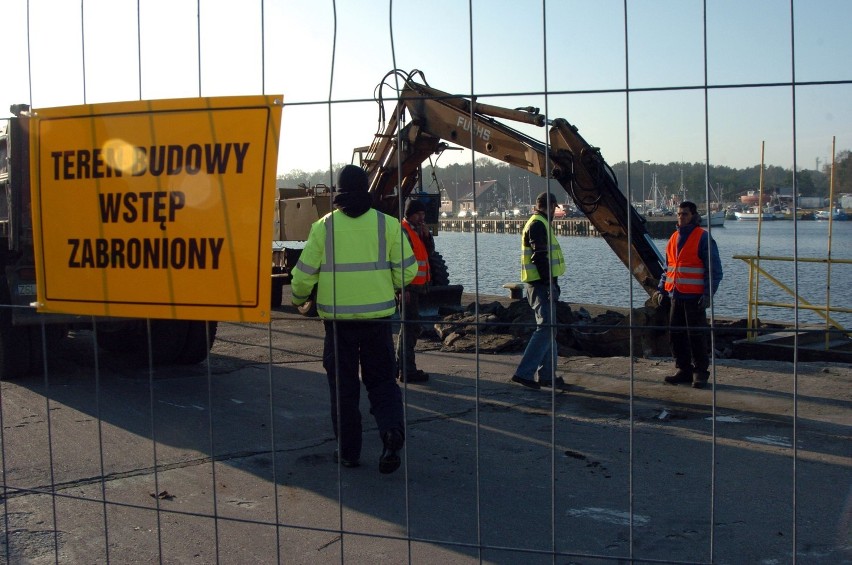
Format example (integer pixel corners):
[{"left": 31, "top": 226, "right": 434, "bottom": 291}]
[{"left": 0, "top": 301, "right": 849, "bottom": 564}]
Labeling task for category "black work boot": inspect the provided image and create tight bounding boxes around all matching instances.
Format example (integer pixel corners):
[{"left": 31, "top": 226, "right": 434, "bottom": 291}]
[
  {"left": 399, "top": 369, "right": 429, "bottom": 383},
  {"left": 692, "top": 370, "right": 710, "bottom": 389},
  {"left": 664, "top": 369, "right": 693, "bottom": 385},
  {"left": 379, "top": 429, "right": 404, "bottom": 474}
]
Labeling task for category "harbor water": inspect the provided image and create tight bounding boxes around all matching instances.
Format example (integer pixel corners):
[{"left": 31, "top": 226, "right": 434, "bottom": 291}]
[{"left": 436, "top": 220, "right": 852, "bottom": 328}]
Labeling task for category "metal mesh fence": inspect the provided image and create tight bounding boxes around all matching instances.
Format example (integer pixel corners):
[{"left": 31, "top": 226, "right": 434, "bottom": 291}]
[{"left": 1, "top": 1, "right": 850, "bottom": 564}]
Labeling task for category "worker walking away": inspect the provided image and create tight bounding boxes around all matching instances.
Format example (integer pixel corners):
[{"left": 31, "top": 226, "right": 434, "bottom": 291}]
[
  {"left": 652, "top": 200, "right": 723, "bottom": 389},
  {"left": 397, "top": 198, "right": 434, "bottom": 383},
  {"left": 511, "top": 191, "right": 567, "bottom": 390},
  {"left": 291, "top": 165, "right": 418, "bottom": 474}
]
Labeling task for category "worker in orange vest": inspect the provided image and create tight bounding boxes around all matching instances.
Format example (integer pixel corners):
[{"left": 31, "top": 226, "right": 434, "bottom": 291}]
[
  {"left": 653, "top": 201, "right": 723, "bottom": 389},
  {"left": 397, "top": 199, "right": 434, "bottom": 383}
]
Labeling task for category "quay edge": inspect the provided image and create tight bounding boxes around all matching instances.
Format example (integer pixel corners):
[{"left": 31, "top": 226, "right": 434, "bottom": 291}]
[{"left": 439, "top": 217, "right": 676, "bottom": 239}]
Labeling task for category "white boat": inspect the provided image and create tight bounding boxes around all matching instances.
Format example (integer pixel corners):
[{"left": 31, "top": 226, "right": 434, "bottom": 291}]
[
  {"left": 700, "top": 210, "right": 726, "bottom": 227},
  {"left": 815, "top": 207, "right": 848, "bottom": 221},
  {"left": 698, "top": 183, "right": 726, "bottom": 227},
  {"left": 735, "top": 207, "right": 775, "bottom": 221}
]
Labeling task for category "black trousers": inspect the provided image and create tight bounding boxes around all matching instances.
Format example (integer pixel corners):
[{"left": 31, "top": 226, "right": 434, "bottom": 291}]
[
  {"left": 323, "top": 318, "right": 404, "bottom": 461},
  {"left": 668, "top": 297, "right": 710, "bottom": 374},
  {"left": 396, "top": 288, "right": 423, "bottom": 374}
]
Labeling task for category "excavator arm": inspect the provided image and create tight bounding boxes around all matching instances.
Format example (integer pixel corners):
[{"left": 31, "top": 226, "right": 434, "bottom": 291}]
[{"left": 358, "top": 69, "right": 664, "bottom": 295}]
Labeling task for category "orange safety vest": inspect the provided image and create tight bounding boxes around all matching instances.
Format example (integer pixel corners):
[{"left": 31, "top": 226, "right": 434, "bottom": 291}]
[
  {"left": 664, "top": 227, "right": 706, "bottom": 295},
  {"left": 402, "top": 219, "right": 430, "bottom": 286}
]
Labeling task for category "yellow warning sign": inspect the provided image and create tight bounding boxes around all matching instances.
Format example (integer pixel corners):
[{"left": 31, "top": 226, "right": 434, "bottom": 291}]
[{"left": 29, "top": 95, "right": 283, "bottom": 322}]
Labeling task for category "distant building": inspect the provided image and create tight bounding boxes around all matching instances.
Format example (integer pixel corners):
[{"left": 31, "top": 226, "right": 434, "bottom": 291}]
[
  {"left": 456, "top": 180, "right": 503, "bottom": 215},
  {"left": 775, "top": 187, "right": 795, "bottom": 205},
  {"left": 440, "top": 197, "right": 454, "bottom": 215}
]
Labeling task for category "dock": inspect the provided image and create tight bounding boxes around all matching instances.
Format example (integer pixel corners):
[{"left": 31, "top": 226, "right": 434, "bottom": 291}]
[{"left": 439, "top": 217, "right": 677, "bottom": 238}]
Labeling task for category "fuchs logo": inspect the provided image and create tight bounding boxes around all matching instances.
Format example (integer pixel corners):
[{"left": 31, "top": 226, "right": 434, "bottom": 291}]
[{"left": 456, "top": 116, "right": 491, "bottom": 142}]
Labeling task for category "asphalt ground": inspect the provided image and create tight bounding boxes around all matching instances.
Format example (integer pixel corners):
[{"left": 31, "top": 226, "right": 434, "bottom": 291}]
[{"left": 0, "top": 292, "right": 849, "bottom": 564}]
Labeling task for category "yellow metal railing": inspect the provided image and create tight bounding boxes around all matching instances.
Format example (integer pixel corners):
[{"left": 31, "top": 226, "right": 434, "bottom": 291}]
[{"left": 733, "top": 254, "right": 851, "bottom": 342}]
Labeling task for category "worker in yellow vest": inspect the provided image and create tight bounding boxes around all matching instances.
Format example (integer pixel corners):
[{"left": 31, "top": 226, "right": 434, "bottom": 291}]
[
  {"left": 397, "top": 199, "right": 434, "bottom": 383},
  {"left": 292, "top": 165, "right": 418, "bottom": 474},
  {"left": 511, "top": 192, "right": 567, "bottom": 390}
]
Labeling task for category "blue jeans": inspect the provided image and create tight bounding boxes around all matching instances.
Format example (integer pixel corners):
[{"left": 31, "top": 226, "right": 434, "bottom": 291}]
[{"left": 514, "top": 282, "right": 560, "bottom": 381}]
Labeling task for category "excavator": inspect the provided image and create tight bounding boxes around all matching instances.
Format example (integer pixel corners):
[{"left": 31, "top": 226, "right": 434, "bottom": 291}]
[
  {"left": 364, "top": 70, "right": 663, "bottom": 290},
  {"left": 275, "top": 69, "right": 665, "bottom": 313}
]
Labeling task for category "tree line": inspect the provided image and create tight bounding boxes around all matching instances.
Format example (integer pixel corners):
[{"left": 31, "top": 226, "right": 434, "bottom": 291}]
[{"left": 278, "top": 149, "right": 852, "bottom": 207}]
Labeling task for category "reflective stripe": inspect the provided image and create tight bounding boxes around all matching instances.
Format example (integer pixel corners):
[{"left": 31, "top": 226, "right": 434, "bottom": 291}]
[
  {"left": 666, "top": 274, "right": 705, "bottom": 286},
  {"left": 389, "top": 255, "right": 417, "bottom": 271},
  {"left": 322, "top": 212, "right": 390, "bottom": 271},
  {"left": 674, "top": 266, "right": 705, "bottom": 274},
  {"left": 294, "top": 260, "right": 319, "bottom": 275},
  {"left": 317, "top": 299, "right": 397, "bottom": 315},
  {"left": 321, "top": 262, "right": 386, "bottom": 273}
]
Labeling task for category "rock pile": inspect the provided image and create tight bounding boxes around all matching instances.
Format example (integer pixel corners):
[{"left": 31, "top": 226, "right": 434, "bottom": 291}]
[{"left": 428, "top": 299, "right": 779, "bottom": 359}]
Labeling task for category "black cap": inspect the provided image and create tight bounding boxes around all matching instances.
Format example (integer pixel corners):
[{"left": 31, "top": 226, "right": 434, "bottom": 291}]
[
  {"left": 337, "top": 165, "right": 369, "bottom": 193},
  {"left": 404, "top": 199, "right": 427, "bottom": 217},
  {"left": 536, "top": 192, "right": 556, "bottom": 207}
]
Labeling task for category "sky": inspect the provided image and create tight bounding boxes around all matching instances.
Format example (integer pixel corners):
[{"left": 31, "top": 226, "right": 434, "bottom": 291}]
[{"left": 2, "top": 0, "right": 851, "bottom": 181}]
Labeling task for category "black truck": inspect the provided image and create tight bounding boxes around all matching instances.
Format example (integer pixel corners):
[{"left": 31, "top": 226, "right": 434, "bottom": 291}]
[{"left": 0, "top": 105, "right": 216, "bottom": 379}]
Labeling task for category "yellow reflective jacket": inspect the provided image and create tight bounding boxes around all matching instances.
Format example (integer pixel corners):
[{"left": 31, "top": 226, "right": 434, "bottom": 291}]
[
  {"left": 521, "top": 214, "right": 566, "bottom": 282},
  {"left": 291, "top": 208, "right": 417, "bottom": 319}
]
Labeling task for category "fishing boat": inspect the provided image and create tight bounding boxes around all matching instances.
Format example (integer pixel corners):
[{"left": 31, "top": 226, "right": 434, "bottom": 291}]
[
  {"left": 736, "top": 161, "right": 775, "bottom": 220},
  {"left": 735, "top": 206, "right": 775, "bottom": 221},
  {"left": 700, "top": 209, "right": 726, "bottom": 227},
  {"left": 697, "top": 183, "right": 726, "bottom": 227},
  {"left": 815, "top": 207, "right": 848, "bottom": 221}
]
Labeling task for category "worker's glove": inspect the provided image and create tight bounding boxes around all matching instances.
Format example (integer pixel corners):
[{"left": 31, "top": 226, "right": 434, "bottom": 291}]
[
  {"left": 652, "top": 291, "right": 667, "bottom": 307},
  {"left": 696, "top": 295, "right": 708, "bottom": 310}
]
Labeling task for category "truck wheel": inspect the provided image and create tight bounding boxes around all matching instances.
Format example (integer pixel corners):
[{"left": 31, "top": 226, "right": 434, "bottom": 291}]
[
  {"left": 0, "top": 316, "right": 31, "bottom": 379},
  {"left": 146, "top": 320, "right": 190, "bottom": 365},
  {"left": 97, "top": 320, "right": 188, "bottom": 366},
  {"left": 29, "top": 324, "right": 68, "bottom": 377},
  {"left": 175, "top": 321, "right": 218, "bottom": 364},
  {"left": 429, "top": 251, "right": 451, "bottom": 286},
  {"left": 0, "top": 280, "right": 31, "bottom": 379}
]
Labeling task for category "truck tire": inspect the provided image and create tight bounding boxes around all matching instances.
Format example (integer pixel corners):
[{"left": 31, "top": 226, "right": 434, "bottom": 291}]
[
  {"left": 0, "top": 315, "right": 31, "bottom": 379},
  {"left": 95, "top": 322, "right": 137, "bottom": 354},
  {"left": 175, "top": 321, "right": 218, "bottom": 364},
  {"left": 29, "top": 324, "right": 68, "bottom": 377},
  {"left": 429, "top": 251, "right": 451, "bottom": 286},
  {"left": 144, "top": 320, "right": 190, "bottom": 365},
  {"left": 97, "top": 320, "right": 188, "bottom": 366},
  {"left": 0, "top": 279, "right": 31, "bottom": 379}
]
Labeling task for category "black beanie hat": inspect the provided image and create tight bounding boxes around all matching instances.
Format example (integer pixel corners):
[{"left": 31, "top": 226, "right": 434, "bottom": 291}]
[
  {"left": 404, "top": 199, "right": 427, "bottom": 217},
  {"left": 337, "top": 165, "right": 369, "bottom": 193},
  {"left": 536, "top": 191, "right": 555, "bottom": 207}
]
